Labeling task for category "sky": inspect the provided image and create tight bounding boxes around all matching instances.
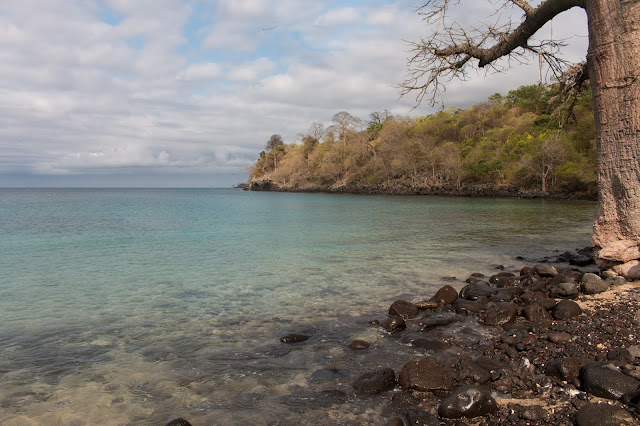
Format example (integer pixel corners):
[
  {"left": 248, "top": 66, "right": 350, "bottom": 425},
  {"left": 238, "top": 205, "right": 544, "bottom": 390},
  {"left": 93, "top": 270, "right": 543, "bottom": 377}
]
[{"left": 0, "top": 0, "right": 589, "bottom": 188}]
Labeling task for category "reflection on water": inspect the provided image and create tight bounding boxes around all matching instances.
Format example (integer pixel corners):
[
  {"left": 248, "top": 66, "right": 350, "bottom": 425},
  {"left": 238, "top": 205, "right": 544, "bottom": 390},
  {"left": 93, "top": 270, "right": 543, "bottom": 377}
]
[{"left": 0, "top": 189, "right": 595, "bottom": 424}]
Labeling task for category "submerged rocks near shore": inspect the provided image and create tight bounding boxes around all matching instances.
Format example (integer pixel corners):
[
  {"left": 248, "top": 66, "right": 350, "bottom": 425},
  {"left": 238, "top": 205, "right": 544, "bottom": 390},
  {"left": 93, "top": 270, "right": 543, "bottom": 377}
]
[
  {"left": 347, "top": 260, "right": 639, "bottom": 425},
  {"left": 167, "top": 255, "right": 640, "bottom": 425}
]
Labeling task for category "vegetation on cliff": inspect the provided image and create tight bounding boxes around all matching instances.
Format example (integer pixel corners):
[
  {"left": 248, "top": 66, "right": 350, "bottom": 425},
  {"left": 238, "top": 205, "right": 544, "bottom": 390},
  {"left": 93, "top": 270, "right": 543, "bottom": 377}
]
[{"left": 248, "top": 83, "right": 596, "bottom": 198}]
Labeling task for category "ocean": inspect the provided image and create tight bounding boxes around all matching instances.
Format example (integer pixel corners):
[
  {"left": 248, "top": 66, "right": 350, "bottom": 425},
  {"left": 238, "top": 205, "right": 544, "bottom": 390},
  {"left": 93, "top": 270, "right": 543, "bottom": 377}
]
[{"left": 0, "top": 189, "right": 595, "bottom": 425}]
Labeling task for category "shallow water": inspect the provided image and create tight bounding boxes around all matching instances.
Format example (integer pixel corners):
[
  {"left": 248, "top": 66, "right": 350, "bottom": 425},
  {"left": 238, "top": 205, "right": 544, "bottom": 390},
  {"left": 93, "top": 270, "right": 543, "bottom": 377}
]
[{"left": 0, "top": 189, "right": 595, "bottom": 424}]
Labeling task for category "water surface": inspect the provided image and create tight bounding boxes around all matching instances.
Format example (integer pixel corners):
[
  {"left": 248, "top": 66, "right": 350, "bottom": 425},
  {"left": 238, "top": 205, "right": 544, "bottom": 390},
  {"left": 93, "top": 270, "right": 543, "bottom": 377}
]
[{"left": 0, "top": 189, "right": 595, "bottom": 425}]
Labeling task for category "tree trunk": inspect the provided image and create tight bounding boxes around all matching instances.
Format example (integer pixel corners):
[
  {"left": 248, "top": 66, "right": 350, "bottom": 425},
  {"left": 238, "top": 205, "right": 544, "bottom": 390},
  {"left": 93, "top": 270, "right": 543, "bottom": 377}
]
[{"left": 586, "top": 0, "right": 640, "bottom": 278}]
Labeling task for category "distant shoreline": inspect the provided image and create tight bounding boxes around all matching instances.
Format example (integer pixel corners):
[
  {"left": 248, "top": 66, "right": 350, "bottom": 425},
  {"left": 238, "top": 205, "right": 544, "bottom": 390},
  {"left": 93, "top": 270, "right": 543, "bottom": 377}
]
[{"left": 246, "top": 180, "right": 597, "bottom": 201}]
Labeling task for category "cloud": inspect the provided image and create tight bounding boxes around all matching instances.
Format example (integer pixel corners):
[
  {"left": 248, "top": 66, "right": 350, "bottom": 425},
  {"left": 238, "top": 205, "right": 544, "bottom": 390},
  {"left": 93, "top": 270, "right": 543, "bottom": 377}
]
[{"left": 0, "top": 0, "right": 590, "bottom": 187}]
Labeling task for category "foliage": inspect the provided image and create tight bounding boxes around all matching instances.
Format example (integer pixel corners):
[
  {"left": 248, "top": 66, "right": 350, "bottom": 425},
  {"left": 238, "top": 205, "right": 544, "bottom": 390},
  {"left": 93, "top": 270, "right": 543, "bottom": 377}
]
[{"left": 249, "top": 83, "right": 596, "bottom": 196}]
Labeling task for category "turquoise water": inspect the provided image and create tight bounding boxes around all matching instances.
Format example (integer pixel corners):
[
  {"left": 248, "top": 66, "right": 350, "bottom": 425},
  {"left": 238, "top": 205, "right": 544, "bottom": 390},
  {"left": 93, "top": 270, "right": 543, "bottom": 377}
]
[{"left": 0, "top": 189, "right": 595, "bottom": 425}]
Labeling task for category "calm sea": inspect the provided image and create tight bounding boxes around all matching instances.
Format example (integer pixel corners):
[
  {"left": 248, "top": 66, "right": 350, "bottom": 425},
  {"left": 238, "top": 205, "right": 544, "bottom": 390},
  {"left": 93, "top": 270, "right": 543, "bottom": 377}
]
[{"left": 0, "top": 189, "right": 595, "bottom": 425}]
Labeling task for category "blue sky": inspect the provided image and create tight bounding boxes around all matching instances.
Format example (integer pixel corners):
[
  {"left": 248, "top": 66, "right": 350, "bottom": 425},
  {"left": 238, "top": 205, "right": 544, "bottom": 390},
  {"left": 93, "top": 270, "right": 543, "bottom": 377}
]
[{"left": 0, "top": 0, "right": 588, "bottom": 187}]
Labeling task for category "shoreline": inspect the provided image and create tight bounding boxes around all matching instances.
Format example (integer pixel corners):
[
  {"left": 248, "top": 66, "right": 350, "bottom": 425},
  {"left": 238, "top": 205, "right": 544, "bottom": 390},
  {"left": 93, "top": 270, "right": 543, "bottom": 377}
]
[
  {"left": 246, "top": 180, "right": 597, "bottom": 201},
  {"left": 164, "top": 252, "right": 640, "bottom": 425}
]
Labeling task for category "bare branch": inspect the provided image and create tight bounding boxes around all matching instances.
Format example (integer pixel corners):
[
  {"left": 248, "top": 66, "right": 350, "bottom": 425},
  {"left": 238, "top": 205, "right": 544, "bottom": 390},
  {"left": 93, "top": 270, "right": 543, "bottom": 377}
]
[
  {"left": 510, "top": 0, "right": 535, "bottom": 16},
  {"left": 400, "top": 0, "right": 586, "bottom": 106}
]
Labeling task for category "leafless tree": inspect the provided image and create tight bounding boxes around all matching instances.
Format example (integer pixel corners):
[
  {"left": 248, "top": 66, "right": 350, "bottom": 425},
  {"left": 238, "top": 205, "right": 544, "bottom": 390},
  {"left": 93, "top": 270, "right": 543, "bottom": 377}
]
[{"left": 401, "top": 0, "right": 640, "bottom": 276}]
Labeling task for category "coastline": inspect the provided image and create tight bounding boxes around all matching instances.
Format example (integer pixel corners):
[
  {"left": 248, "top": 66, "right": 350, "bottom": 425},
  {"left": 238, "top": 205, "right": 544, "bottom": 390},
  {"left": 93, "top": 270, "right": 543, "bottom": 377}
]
[
  {"left": 246, "top": 180, "right": 597, "bottom": 201},
  {"left": 162, "top": 251, "right": 640, "bottom": 425}
]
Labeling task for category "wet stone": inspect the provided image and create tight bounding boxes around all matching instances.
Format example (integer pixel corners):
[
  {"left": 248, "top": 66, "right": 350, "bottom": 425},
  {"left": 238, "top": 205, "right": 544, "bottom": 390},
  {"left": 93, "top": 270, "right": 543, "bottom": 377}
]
[
  {"left": 348, "top": 340, "right": 371, "bottom": 350},
  {"left": 407, "top": 337, "right": 451, "bottom": 352},
  {"left": 390, "top": 391, "right": 421, "bottom": 411},
  {"left": 419, "top": 312, "right": 461, "bottom": 331},
  {"left": 310, "top": 368, "right": 348, "bottom": 384},
  {"left": 353, "top": 368, "right": 397, "bottom": 396},
  {"left": 428, "top": 284, "right": 459, "bottom": 306},
  {"left": 552, "top": 300, "right": 582, "bottom": 320},
  {"left": 574, "top": 402, "right": 637, "bottom": 426},
  {"left": 454, "top": 299, "right": 487, "bottom": 315},
  {"left": 479, "top": 302, "right": 518, "bottom": 326},
  {"left": 460, "top": 282, "right": 496, "bottom": 301},
  {"left": 447, "top": 357, "right": 491, "bottom": 384},
  {"left": 381, "top": 315, "right": 406, "bottom": 332},
  {"left": 533, "top": 264, "right": 558, "bottom": 277},
  {"left": 521, "top": 404, "right": 546, "bottom": 421},
  {"left": 581, "top": 362, "right": 640, "bottom": 400},
  {"left": 398, "top": 357, "right": 453, "bottom": 392},
  {"left": 389, "top": 300, "right": 419, "bottom": 319},
  {"left": 437, "top": 385, "right": 497, "bottom": 419},
  {"left": 545, "top": 357, "right": 586, "bottom": 382},
  {"left": 280, "top": 334, "right": 310, "bottom": 343}
]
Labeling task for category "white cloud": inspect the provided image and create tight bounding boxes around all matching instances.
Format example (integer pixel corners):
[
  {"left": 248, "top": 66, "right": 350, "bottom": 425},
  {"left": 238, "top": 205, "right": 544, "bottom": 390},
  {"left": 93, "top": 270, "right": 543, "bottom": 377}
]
[{"left": 0, "top": 0, "right": 591, "bottom": 186}]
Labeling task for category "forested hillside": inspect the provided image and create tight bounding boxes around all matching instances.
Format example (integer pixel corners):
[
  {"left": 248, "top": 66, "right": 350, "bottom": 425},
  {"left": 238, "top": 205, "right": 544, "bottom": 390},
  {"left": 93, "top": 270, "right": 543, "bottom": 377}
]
[{"left": 248, "top": 84, "right": 596, "bottom": 199}]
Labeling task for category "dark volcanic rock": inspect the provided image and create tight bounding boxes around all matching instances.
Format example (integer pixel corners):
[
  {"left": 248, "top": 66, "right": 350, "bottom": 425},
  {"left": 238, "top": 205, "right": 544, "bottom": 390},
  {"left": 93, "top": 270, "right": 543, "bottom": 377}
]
[
  {"left": 348, "top": 340, "right": 371, "bottom": 350},
  {"left": 581, "top": 362, "right": 640, "bottom": 400},
  {"left": 479, "top": 302, "right": 518, "bottom": 326},
  {"left": 455, "top": 298, "right": 487, "bottom": 314},
  {"left": 280, "top": 333, "right": 310, "bottom": 343},
  {"left": 447, "top": 357, "right": 491, "bottom": 384},
  {"left": 165, "top": 419, "right": 193, "bottom": 426},
  {"left": 574, "top": 402, "right": 637, "bottom": 426},
  {"left": 545, "top": 357, "right": 587, "bottom": 382},
  {"left": 381, "top": 315, "right": 406, "bottom": 332},
  {"left": 406, "top": 336, "right": 451, "bottom": 352},
  {"left": 607, "top": 348, "right": 632, "bottom": 362},
  {"left": 389, "top": 300, "right": 419, "bottom": 319},
  {"left": 437, "top": 385, "right": 497, "bottom": 419},
  {"left": 521, "top": 404, "right": 547, "bottom": 422},
  {"left": 398, "top": 357, "right": 453, "bottom": 392},
  {"left": 385, "top": 417, "right": 405, "bottom": 426},
  {"left": 582, "top": 273, "right": 609, "bottom": 295},
  {"left": 550, "top": 282, "right": 579, "bottom": 298},
  {"left": 533, "top": 264, "right": 558, "bottom": 277},
  {"left": 522, "top": 303, "right": 552, "bottom": 322},
  {"left": 419, "top": 312, "right": 461, "bottom": 331},
  {"left": 460, "top": 282, "right": 496, "bottom": 300},
  {"left": 537, "top": 297, "right": 557, "bottom": 310},
  {"left": 429, "top": 284, "right": 459, "bottom": 306},
  {"left": 552, "top": 300, "right": 582, "bottom": 320},
  {"left": 353, "top": 368, "right": 396, "bottom": 396}
]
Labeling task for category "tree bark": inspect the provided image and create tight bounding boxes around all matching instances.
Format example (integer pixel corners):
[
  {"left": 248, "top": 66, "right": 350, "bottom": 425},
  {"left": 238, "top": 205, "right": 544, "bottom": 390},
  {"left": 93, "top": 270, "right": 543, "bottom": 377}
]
[{"left": 586, "top": 0, "right": 640, "bottom": 277}]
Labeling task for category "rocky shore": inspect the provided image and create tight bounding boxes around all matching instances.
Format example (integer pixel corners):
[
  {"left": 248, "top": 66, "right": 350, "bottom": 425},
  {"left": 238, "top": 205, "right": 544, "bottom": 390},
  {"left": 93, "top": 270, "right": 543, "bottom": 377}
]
[
  {"left": 246, "top": 179, "right": 597, "bottom": 201},
  {"left": 166, "top": 250, "right": 640, "bottom": 425}
]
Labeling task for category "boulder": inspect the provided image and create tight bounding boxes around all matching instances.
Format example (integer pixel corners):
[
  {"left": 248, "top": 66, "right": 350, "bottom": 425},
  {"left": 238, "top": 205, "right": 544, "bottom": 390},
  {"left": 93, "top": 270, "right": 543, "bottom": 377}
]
[
  {"left": 582, "top": 273, "right": 609, "bottom": 295},
  {"left": 460, "top": 282, "right": 496, "bottom": 301},
  {"left": 429, "top": 285, "right": 459, "bottom": 306},
  {"left": 381, "top": 316, "right": 406, "bottom": 332},
  {"left": 454, "top": 299, "right": 487, "bottom": 314},
  {"left": 389, "top": 300, "right": 419, "bottom": 319},
  {"left": 545, "top": 357, "right": 587, "bottom": 382},
  {"left": 574, "top": 402, "right": 637, "bottom": 426},
  {"left": 353, "top": 368, "right": 396, "bottom": 395},
  {"left": 533, "top": 264, "right": 558, "bottom": 277},
  {"left": 537, "top": 298, "right": 557, "bottom": 310},
  {"left": 419, "top": 312, "right": 461, "bottom": 331},
  {"left": 581, "top": 362, "right": 640, "bottom": 400},
  {"left": 550, "top": 282, "right": 579, "bottom": 298},
  {"left": 613, "top": 260, "right": 640, "bottom": 280},
  {"left": 398, "top": 357, "right": 453, "bottom": 392},
  {"left": 552, "top": 300, "right": 582, "bottom": 320},
  {"left": 522, "top": 303, "right": 552, "bottom": 323},
  {"left": 606, "top": 276, "right": 628, "bottom": 287},
  {"left": 479, "top": 302, "right": 518, "bottom": 326},
  {"left": 437, "top": 385, "right": 497, "bottom": 419},
  {"left": 407, "top": 337, "right": 451, "bottom": 352}
]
